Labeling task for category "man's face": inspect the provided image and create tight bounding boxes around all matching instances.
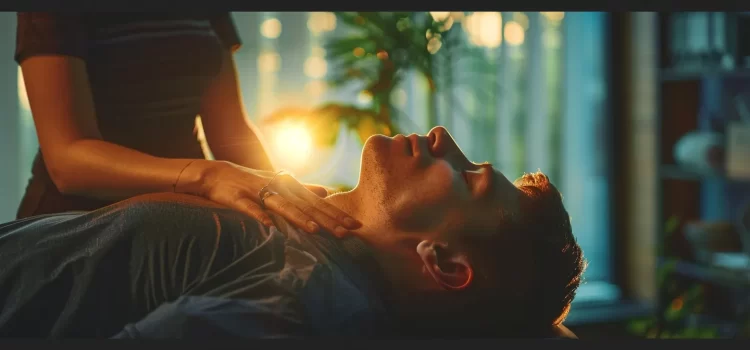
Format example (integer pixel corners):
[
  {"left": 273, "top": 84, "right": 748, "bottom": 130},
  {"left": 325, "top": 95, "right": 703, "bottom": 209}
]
[{"left": 358, "top": 126, "right": 522, "bottom": 242}]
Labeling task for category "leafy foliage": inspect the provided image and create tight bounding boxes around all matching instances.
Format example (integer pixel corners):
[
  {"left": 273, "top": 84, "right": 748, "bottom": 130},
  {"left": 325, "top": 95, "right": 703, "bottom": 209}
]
[{"left": 262, "top": 12, "right": 498, "bottom": 146}]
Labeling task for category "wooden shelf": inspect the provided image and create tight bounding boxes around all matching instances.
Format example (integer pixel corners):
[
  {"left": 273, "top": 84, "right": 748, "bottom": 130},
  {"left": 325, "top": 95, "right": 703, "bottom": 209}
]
[{"left": 660, "top": 68, "right": 750, "bottom": 82}]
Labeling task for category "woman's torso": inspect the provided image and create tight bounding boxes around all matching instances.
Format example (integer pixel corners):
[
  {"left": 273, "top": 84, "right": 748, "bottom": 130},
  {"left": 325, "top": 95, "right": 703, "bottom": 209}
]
[{"left": 15, "top": 13, "right": 238, "bottom": 218}]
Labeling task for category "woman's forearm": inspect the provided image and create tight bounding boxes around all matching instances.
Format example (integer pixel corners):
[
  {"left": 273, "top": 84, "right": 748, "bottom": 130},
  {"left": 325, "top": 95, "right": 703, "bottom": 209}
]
[
  {"left": 50, "top": 138, "right": 217, "bottom": 201},
  {"left": 208, "top": 124, "right": 275, "bottom": 172}
]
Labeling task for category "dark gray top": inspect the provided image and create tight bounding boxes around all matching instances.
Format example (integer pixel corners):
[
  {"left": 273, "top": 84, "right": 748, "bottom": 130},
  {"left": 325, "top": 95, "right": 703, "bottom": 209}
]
[{"left": 0, "top": 194, "right": 390, "bottom": 338}]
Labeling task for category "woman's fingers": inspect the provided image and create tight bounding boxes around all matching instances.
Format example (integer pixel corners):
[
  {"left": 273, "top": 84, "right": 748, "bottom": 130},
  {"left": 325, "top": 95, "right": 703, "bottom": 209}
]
[
  {"left": 278, "top": 175, "right": 361, "bottom": 230},
  {"left": 303, "top": 184, "right": 329, "bottom": 198},
  {"left": 261, "top": 193, "right": 320, "bottom": 234},
  {"left": 279, "top": 188, "right": 351, "bottom": 237},
  {"left": 292, "top": 190, "right": 360, "bottom": 237},
  {"left": 233, "top": 197, "right": 275, "bottom": 227}
]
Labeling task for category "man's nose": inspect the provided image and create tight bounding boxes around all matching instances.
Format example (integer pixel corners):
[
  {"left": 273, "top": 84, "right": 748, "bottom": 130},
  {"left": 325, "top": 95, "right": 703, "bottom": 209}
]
[
  {"left": 428, "top": 126, "right": 451, "bottom": 157},
  {"left": 429, "top": 126, "right": 449, "bottom": 138}
]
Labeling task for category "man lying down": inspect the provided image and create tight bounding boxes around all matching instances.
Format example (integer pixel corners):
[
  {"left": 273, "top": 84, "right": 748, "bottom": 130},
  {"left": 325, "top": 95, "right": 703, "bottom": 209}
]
[{"left": 0, "top": 126, "right": 585, "bottom": 338}]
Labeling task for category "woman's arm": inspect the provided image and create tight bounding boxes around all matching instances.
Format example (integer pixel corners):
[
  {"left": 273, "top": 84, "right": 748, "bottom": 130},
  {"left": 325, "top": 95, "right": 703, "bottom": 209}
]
[
  {"left": 199, "top": 51, "right": 275, "bottom": 172},
  {"left": 21, "top": 56, "right": 210, "bottom": 200},
  {"left": 21, "top": 55, "right": 359, "bottom": 234}
]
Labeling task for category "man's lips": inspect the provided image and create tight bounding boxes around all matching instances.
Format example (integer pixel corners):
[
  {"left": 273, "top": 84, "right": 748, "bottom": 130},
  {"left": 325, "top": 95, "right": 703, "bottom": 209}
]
[
  {"left": 407, "top": 134, "right": 420, "bottom": 157},
  {"left": 395, "top": 134, "right": 427, "bottom": 158},
  {"left": 394, "top": 134, "right": 412, "bottom": 156}
]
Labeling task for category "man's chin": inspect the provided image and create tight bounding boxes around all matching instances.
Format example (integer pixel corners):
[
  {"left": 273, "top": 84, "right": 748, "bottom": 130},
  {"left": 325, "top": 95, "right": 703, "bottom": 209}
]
[
  {"left": 363, "top": 134, "right": 393, "bottom": 153},
  {"left": 360, "top": 134, "right": 392, "bottom": 170}
]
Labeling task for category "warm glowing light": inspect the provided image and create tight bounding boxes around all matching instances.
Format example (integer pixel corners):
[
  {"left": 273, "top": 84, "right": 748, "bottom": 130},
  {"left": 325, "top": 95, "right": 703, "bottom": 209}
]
[
  {"left": 357, "top": 91, "right": 373, "bottom": 106},
  {"left": 257, "top": 52, "right": 281, "bottom": 72},
  {"left": 308, "top": 12, "right": 337, "bottom": 34},
  {"left": 504, "top": 21, "right": 525, "bottom": 46},
  {"left": 260, "top": 18, "right": 282, "bottom": 39},
  {"left": 305, "top": 80, "right": 327, "bottom": 97},
  {"left": 353, "top": 47, "right": 365, "bottom": 57},
  {"left": 272, "top": 122, "right": 313, "bottom": 169},
  {"left": 429, "top": 12, "right": 451, "bottom": 22},
  {"left": 304, "top": 56, "right": 328, "bottom": 79},
  {"left": 462, "top": 14, "right": 480, "bottom": 46},
  {"left": 17, "top": 66, "right": 29, "bottom": 111},
  {"left": 429, "top": 12, "right": 455, "bottom": 32},
  {"left": 513, "top": 12, "right": 529, "bottom": 30},
  {"left": 439, "top": 17, "right": 454, "bottom": 31},
  {"left": 450, "top": 12, "right": 465, "bottom": 21},
  {"left": 311, "top": 46, "right": 326, "bottom": 57},
  {"left": 464, "top": 12, "right": 502, "bottom": 48},
  {"left": 541, "top": 12, "right": 565, "bottom": 22},
  {"left": 427, "top": 37, "right": 442, "bottom": 54}
]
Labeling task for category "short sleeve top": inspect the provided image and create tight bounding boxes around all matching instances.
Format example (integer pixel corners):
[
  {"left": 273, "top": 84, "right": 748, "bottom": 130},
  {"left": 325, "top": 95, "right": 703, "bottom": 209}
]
[{"left": 15, "top": 12, "right": 242, "bottom": 157}]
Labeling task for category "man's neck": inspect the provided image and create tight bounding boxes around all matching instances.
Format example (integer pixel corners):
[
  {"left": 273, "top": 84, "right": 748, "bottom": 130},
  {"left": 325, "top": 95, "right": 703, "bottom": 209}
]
[
  {"left": 324, "top": 189, "right": 429, "bottom": 297},
  {"left": 324, "top": 187, "right": 396, "bottom": 241}
]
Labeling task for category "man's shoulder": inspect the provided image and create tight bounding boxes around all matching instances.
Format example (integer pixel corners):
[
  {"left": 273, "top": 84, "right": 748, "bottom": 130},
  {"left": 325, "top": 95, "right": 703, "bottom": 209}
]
[{"left": 264, "top": 217, "right": 390, "bottom": 332}]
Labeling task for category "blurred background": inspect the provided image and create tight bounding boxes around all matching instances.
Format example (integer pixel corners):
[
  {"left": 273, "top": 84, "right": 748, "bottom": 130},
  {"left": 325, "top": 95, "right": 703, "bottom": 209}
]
[{"left": 0, "top": 11, "right": 749, "bottom": 338}]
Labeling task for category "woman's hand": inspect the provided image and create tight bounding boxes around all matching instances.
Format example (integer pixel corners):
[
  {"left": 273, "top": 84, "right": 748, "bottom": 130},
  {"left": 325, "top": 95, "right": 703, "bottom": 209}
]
[
  {"left": 185, "top": 161, "right": 360, "bottom": 236},
  {"left": 303, "top": 184, "right": 337, "bottom": 198}
]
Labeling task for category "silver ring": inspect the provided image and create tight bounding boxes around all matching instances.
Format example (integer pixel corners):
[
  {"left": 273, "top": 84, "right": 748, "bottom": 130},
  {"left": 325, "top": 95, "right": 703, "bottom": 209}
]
[
  {"left": 259, "top": 187, "right": 278, "bottom": 210},
  {"left": 257, "top": 170, "right": 287, "bottom": 210}
]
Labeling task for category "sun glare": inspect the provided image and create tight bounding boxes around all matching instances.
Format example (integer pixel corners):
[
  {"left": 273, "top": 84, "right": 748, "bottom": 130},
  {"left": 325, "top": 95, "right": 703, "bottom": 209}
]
[{"left": 272, "top": 122, "right": 314, "bottom": 171}]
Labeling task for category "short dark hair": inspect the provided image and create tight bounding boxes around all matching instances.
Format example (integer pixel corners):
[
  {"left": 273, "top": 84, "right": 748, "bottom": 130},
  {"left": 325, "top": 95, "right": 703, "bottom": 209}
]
[
  {"left": 391, "top": 172, "right": 586, "bottom": 337},
  {"left": 433, "top": 172, "right": 586, "bottom": 336},
  {"left": 507, "top": 171, "right": 586, "bottom": 326}
]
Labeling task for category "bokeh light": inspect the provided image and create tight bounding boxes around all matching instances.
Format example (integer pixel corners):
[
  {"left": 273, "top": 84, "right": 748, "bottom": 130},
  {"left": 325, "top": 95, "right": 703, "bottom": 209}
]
[
  {"left": 429, "top": 12, "right": 451, "bottom": 22},
  {"left": 260, "top": 18, "right": 282, "bottom": 39},
  {"left": 311, "top": 46, "right": 326, "bottom": 57},
  {"left": 504, "top": 21, "right": 526, "bottom": 46},
  {"left": 305, "top": 80, "right": 327, "bottom": 98},
  {"left": 464, "top": 12, "right": 503, "bottom": 48},
  {"left": 427, "top": 37, "right": 442, "bottom": 54},
  {"left": 272, "top": 121, "right": 313, "bottom": 170},
  {"left": 429, "top": 12, "right": 454, "bottom": 31},
  {"left": 541, "top": 12, "right": 565, "bottom": 22},
  {"left": 308, "top": 12, "right": 337, "bottom": 34},
  {"left": 357, "top": 91, "right": 373, "bottom": 106},
  {"left": 304, "top": 56, "right": 328, "bottom": 79},
  {"left": 513, "top": 12, "right": 529, "bottom": 30},
  {"left": 257, "top": 52, "right": 281, "bottom": 73}
]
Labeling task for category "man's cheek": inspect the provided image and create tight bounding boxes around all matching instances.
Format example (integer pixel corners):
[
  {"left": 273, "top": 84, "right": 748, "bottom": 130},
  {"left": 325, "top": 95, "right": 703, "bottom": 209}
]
[{"left": 423, "top": 162, "right": 456, "bottom": 189}]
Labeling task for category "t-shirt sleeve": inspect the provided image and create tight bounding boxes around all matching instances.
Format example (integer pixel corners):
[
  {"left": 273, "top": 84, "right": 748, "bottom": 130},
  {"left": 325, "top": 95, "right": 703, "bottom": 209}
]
[
  {"left": 15, "top": 12, "right": 88, "bottom": 64},
  {"left": 210, "top": 12, "right": 242, "bottom": 53}
]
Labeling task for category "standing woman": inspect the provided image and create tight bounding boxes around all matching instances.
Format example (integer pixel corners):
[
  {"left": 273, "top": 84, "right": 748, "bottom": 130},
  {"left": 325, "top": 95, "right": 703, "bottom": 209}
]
[{"left": 14, "top": 12, "right": 359, "bottom": 235}]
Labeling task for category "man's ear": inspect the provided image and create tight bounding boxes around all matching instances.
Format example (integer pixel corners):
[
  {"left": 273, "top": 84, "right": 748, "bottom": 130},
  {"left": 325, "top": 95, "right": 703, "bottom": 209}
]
[{"left": 416, "top": 240, "right": 473, "bottom": 291}]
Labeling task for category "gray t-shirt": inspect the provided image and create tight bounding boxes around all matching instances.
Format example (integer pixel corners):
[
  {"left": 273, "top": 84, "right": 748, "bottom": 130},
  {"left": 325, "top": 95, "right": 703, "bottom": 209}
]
[{"left": 0, "top": 193, "right": 390, "bottom": 338}]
